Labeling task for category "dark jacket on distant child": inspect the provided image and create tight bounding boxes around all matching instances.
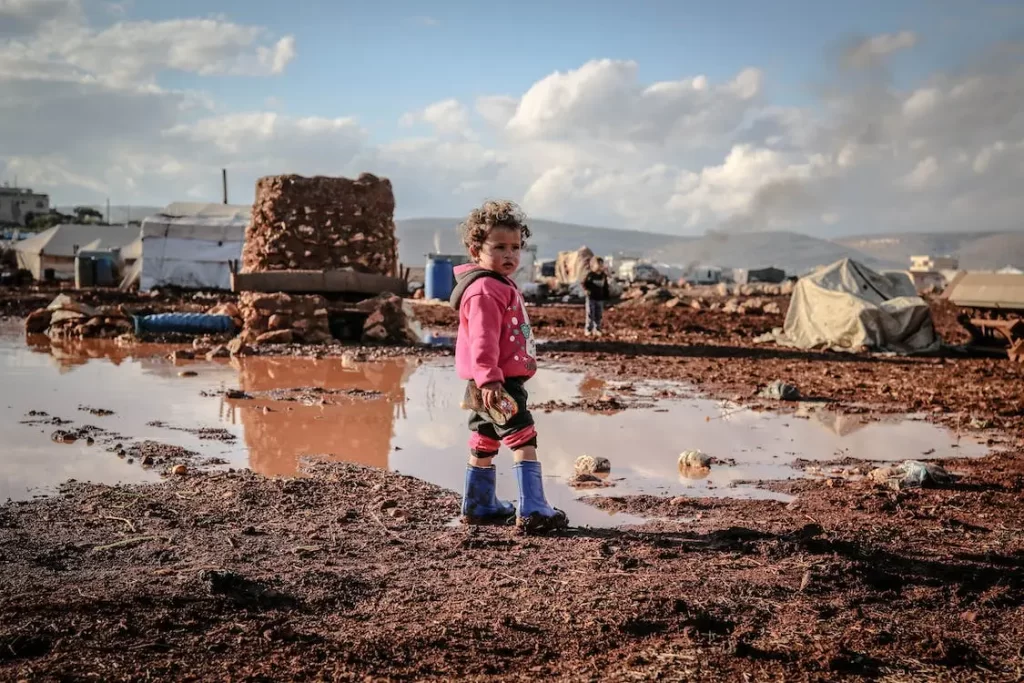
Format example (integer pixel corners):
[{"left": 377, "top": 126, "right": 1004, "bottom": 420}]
[{"left": 583, "top": 271, "right": 610, "bottom": 301}]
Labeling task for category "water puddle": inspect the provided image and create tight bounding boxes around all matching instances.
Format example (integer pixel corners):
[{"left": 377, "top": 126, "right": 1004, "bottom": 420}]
[{"left": 0, "top": 328, "right": 989, "bottom": 527}]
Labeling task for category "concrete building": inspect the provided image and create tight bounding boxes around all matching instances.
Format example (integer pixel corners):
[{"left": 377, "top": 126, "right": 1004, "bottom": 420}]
[
  {"left": 910, "top": 254, "right": 959, "bottom": 272},
  {"left": 0, "top": 185, "right": 50, "bottom": 226}
]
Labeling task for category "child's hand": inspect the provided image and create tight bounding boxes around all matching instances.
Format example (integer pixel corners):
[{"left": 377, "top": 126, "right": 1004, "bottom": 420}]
[{"left": 480, "top": 382, "right": 502, "bottom": 411}]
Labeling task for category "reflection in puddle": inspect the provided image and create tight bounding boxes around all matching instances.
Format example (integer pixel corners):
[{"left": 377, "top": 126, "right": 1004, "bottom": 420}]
[{"left": 1, "top": 331, "right": 990, "bottom": 528}]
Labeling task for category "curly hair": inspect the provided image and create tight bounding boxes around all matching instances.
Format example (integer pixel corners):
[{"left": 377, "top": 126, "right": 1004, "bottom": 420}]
[{"left": 458, "top": 199, "right": 531, "bottom": 257}]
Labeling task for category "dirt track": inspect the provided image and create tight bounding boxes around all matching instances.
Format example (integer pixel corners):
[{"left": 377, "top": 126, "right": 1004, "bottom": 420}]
[{"left": 2, "top": 285, "right": 1024, "bottom": 680}]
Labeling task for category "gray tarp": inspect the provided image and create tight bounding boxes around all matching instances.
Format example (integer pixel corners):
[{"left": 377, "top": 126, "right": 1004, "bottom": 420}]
[{"left": 760, "top": 258, "right": 940, "bottom": 354}]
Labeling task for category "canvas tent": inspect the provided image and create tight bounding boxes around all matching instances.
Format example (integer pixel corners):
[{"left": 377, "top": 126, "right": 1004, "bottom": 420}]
[
  {"left": 762, "top": 258, "right": 939, "bottom": 354},
  {"left": 14, "top": 224, "right": 139, "bottom": 280},
  {"left": 139, "top": 202, "right": 250, "bottom": 291}
]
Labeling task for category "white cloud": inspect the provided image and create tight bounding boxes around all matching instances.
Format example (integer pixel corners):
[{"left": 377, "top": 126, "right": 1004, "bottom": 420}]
[
  {"left": 1, "top": 18, "right": 1022, "bottom": 239},
  {"left": 401, "top": 98, "right": 470, "bottom": 137},
  {"left": 844, "top": 30, "right": 918, "bottom": 69}
]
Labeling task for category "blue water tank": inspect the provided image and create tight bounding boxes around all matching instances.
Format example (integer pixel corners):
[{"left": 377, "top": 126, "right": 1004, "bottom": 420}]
[{"left": 425, "top": 255, "right": 455, "bottom": 301}]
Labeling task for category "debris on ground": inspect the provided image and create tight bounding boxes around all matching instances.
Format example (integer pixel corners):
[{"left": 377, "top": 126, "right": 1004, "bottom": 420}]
[
  {"left": 574, "top": 454, "right": 611, "bottom": 476},
  {"left": 869, "top": 459, "right": 955, "bottom": 489},
  {"left": 679, "top": 449, "right": 712, "bottom": 469},
  {"left": 758, "top": 380, "right": 801, "bottom": 401},
  {"left": 24, "top": 295, "right": 134, "bottom": 340}
]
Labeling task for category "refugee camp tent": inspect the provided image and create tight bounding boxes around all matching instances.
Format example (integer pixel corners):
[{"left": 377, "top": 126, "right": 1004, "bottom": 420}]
[
  {"left": 139, "top": 202, "right": 250, "bottom": 291},
  {"left": 13, "top": 224, "right": 139, "bottom": 280},
  {"left": 762, "top": 258, "right": 939, "bottom": 354}
]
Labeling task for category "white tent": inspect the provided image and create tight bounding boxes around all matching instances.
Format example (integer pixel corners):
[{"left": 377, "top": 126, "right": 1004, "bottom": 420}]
[
  {"left": 14, "top": 224, "right": 139, "bottom": 280},
  {"left": 763, "top": 258, "right": 940, "bottom": 354},
  {"left": 139, "top": 203, "right": 250, "bottom": 291}
]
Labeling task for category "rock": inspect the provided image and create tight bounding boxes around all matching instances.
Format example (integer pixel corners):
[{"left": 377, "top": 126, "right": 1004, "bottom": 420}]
[
  {"left": 268, "top": 314, "right": 291, "bottom": 330},
  {"left": 379, "top": 499, "right": 398, "bottom": 511},
  {"left": 359, "top": 293, "right": 423, "bottom": 344},
  {"left": 574, "top": 455, "right": 612, "bottom": 476},
  {"left": 679, "top": 450, "right": 712, "bottom": 469},
  {"left": 205, "top": 345, "right": 230, "bottom": 360},
  {"left": 386, "top": 508, "right": 407, "bottom": 519},
  {"left": 178, "top": 371, "right": 198, "bottom": 377},
  {"left": 758, "top": 380, "right": 801, "bottom": 401},
  {"left": 169, "top": 464, "right": 188, "bottom": 476},
  {"left": 24, "top": 308, "right": 53, "bottom": 334},
  {"left": 781, "top": 280, "right": 795, "bottom": 295},
  {"left": 664, "top": 297, "right": 684, "bottom": 309},
  {"left": 255, "top": 329, "right": 294, "bottom": 345},
  {"left": 169, "top": 350, "right": 195, "bottom": 362},
  {"left": 722, "top": 299, "right": 741, "bottom": 314},
  {"left": 141, "top": 455, "right": 155, "bottom": 467},
  {"left": 763, "top": 301, "right": 782, "bottom": 315},
  {"left": 690, "top": 299, "right": 703, "bottom": 311},
  {"left": 714, "top": 283, "right": 729, "bottom": 297},
  {"left": 227, "top": 337, "right": 254, "bottom": 357}
]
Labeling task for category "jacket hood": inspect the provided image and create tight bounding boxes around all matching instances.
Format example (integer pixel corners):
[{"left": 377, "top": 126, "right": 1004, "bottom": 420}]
[{"left": 449, "top": 264, "right": 512, "bottom": 309}]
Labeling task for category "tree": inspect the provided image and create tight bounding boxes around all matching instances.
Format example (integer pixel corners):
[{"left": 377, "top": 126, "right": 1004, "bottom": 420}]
[{"left": 73, "top": 206, "right": 105, "bottom": 224}]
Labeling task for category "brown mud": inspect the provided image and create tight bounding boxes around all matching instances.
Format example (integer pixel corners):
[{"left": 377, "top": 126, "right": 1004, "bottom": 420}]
[{"left": 3, "top": 285, "right": 1024, "bottom": 679}]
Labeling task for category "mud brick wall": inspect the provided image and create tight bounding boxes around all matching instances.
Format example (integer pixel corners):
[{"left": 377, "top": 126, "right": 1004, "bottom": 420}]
[
  {"left": 243, "top": 173, "right": 398, "bottom": 276},
  {"left": 238, "top": 292, "right": 333, "bottom": 345}
]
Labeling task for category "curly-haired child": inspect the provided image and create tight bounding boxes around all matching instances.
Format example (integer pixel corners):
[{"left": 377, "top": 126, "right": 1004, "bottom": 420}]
[{"left": 449, "top": 199, "right": 569, "bottom": 533}]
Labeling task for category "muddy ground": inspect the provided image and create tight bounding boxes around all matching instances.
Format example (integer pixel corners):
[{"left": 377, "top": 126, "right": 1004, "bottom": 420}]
[{"left": 3, "top": 283, "right": 1024, "bottom": 680}]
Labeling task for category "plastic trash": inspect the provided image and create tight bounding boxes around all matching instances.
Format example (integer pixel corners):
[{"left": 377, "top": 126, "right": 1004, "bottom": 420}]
[
  {"left": 759, "top": 380, "right": 801, "bottom": 401},
  {"left": 869, "top": 460, "right": 953, "bottom": 489},
  {"left": 133, "top": 313, "right": 236, "bottom": 336}
]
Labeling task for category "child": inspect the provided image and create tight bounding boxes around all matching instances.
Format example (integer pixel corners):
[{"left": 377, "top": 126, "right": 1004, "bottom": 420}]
[
  {"left": 449, "top": 200, "right": 568, "bottom": 533},
  {"left": 582, "top": 257, "right": 610, "bottom": 336}
]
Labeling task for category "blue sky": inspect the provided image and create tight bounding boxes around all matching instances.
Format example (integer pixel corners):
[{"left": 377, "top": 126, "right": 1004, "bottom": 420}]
[
  {"left": 4, "top": 0, "right": 1022, "bottom": 233},
  {"left": 119, "top": 0, "right": 1021, "bottom": 141}
]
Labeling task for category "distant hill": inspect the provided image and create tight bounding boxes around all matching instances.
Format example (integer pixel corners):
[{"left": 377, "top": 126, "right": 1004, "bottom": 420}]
[
  {"left": 395, "top": 217, "right": 679, "bottom": 264},
  {"left": 55, "top": 205, "right": 163, "bottom": 225},
  {"left": 837, "top": 231, "right": 1024, "bottom": 271},
  {"left": 646, "top": 230, "right": 902, "bottom": 275}
]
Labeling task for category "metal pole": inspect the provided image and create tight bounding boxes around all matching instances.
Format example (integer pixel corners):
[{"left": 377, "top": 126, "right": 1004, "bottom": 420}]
[{"left": 222, "top": 169, "right": 228, "bottom": 204}]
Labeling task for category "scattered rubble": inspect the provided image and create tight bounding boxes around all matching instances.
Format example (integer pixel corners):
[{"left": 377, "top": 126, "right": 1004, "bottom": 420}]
[
  {"left": 574, "top": 455, "right": 611, "bottom": 476},
  {"left": 679, "top": 450, "right": 712, "bottom": 469},
  {"left": 24, "top": 295, "right": 133, "bottom": 340},
  {"left": 357, "top": 293, "right": 422, "bottom": 345},
  {"left": 869, "top": 460, "right": 955, "bottom": 489},
  {"left": 238, "top": 292, "right": 333, "bottom": 345},
  {"left": 758, "top": 380, "right": 801, "bottom": 401}
]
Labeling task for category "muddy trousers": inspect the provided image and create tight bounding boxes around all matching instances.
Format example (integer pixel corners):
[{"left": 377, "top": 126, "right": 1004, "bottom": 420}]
[
  {"left": 585, "top": 298, "right": 604, "bottom": 332},
  {"left": 468, "top": 377, "right": 538, "bottom": 457}
]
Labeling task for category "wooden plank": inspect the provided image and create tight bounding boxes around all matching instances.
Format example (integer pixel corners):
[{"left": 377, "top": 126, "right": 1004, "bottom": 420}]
[{"left": 231, "top": 270, "right": 406, "bottom": 295}]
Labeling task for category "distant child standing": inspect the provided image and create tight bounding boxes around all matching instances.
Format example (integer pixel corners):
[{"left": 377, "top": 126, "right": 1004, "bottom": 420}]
[
  {"left": 583, "top": 257, "right": 610, "bottom": 336},
  {"left": 449, "top": 200, "right": 569, "bottom": 533}
]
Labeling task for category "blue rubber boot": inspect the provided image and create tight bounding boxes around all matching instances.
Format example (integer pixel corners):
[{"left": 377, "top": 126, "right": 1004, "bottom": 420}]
[
  {"left": 513, "top": 460, "right": 569, "bottom": 533},
  {"left": 461, "top": 465, "right": 515, "bottom": 524}
]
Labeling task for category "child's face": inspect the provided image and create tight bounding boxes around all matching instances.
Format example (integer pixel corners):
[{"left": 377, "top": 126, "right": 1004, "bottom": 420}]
[
  {"left": 592, "top": 260, "right": 604, "bottom": 272},
  {"left": 474, "top": 227, "right": 521, "bottom": 277}
]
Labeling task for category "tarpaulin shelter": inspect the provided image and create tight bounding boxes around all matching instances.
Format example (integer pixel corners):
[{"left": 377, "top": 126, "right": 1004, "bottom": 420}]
[
  {"left": 762, "top": 258, "right": 940, "bottom": 354},
  {"left": 14, "top": 224, "right": 139, "bottom": 280},
  {"left": 139, "top": 202, "right": 250, "bottom": 291},
  {"left": 555, "top": 246, "right": 594, "bottom": 286}
]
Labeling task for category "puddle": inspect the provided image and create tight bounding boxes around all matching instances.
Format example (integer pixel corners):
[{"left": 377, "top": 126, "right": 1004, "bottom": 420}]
[{"left": 0, "top": 328, "right": 989, "bottom": 527}]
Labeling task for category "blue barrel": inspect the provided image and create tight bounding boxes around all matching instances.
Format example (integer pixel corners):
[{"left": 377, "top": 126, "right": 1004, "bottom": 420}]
[
  {"left": 94, "top": 255, "right": 114, "bottom": 286},
  {"left": 425, "top": 255, "right": 455, "bottom": 301},
  {"left": 133, "top": 313, "right": 236, "bottom": 336}
]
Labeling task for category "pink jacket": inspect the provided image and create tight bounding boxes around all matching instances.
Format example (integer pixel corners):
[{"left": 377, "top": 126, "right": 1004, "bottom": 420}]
[{"left": 451, "top": 264, "right": 537, "bottom": 387}]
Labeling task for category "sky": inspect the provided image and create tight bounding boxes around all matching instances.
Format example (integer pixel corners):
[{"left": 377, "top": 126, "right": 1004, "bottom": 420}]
[{"left": 1, "top": 0, "right": 1022, "bottom": 237}]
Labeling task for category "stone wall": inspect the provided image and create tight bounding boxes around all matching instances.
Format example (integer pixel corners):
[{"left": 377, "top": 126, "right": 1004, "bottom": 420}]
[
  {"left": 242, "top": 173, "right": 398, "bottom": 276},
  {"left": 238, "top": 292, "right": 333, "bottom": 345}
]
